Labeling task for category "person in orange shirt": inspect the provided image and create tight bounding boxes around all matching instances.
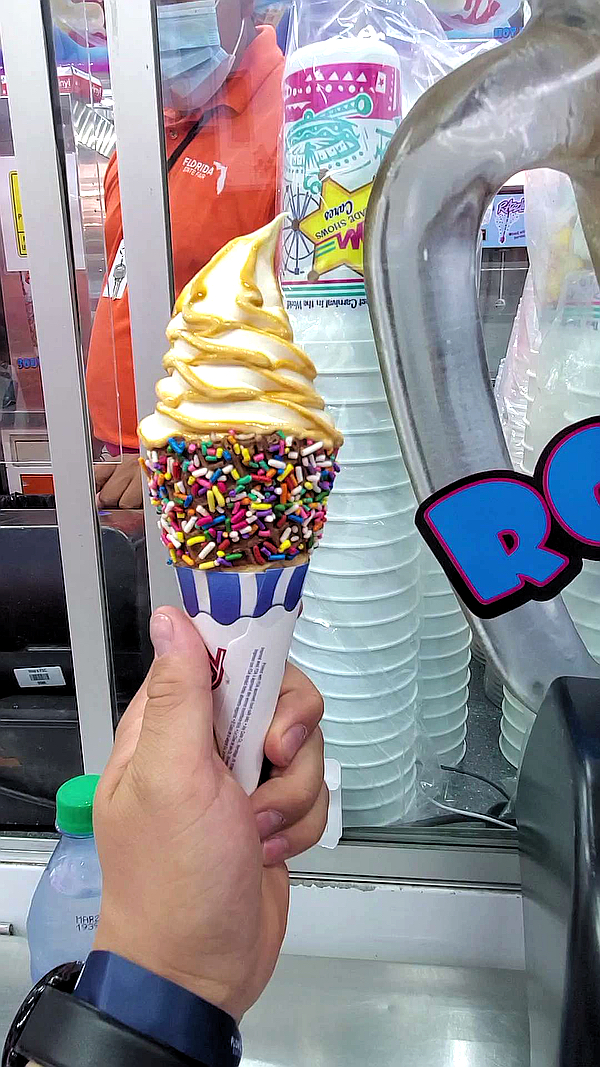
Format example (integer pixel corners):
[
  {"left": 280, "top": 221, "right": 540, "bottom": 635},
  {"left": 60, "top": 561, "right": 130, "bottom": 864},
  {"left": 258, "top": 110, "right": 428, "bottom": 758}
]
[{"left": 88, "top": 0, "right": 285, "bottom": 507}]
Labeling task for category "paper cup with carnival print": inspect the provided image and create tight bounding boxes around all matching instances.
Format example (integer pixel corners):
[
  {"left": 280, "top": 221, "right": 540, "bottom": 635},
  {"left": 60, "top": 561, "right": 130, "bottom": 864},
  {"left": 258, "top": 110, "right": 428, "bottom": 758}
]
[{"left": 176, "top": 562, "right": 308, "bottom": 793}]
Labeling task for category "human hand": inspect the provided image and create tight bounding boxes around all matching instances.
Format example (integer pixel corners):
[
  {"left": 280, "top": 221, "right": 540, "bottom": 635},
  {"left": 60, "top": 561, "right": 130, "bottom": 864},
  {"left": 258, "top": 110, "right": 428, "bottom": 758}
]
[
  {"left": 93, "top": 607, "right": 326, "bottom": 1021},
  {"left": 94, "top": 453, "right": 143, "bottom": 509}
]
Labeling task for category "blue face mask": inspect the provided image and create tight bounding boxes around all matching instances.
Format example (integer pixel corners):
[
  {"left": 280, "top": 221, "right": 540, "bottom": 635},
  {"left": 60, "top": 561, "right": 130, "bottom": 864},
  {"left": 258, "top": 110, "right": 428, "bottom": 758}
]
[{"left": 157, "top": 0, "right": 244, "bottom": 110}]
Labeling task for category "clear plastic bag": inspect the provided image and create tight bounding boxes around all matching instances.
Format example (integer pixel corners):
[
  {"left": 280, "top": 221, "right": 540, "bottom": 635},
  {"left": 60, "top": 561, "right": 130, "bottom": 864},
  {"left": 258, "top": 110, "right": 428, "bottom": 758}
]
[
  {"left": 288, "top": 0, "right": 497, "bottom": 112},
  {"left": 494, "top": 270, "right": 540, "bottom": 471},
  {"left": 280, "top": 0, "right": 493, "bottom": 826}
]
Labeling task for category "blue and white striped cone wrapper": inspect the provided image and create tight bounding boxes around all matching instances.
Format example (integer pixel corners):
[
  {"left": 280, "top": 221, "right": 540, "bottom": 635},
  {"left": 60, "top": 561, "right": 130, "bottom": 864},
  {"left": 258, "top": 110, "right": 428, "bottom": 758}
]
[{"left": 177, "top": 562, "right": 309, "bottom": 793}]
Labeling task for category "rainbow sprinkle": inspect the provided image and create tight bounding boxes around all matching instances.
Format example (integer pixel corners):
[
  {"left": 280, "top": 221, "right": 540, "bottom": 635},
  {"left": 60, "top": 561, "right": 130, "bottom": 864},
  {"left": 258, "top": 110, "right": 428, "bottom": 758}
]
[{"left": 141, "top": 430, "right": 340, "bottom": 569}]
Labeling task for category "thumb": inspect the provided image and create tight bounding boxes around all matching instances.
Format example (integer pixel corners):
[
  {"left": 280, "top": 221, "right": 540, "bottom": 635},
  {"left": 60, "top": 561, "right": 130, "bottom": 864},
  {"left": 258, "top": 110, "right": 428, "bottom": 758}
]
[{"left": 133, "top": 607, "right": 215, "bottom": 774}]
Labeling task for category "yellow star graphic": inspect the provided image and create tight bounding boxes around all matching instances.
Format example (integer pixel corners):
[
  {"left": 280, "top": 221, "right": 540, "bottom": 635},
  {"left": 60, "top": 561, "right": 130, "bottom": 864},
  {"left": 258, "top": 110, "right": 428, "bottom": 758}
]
[{"left": 299, "top": 178, "right": 373, "bottom": 278}]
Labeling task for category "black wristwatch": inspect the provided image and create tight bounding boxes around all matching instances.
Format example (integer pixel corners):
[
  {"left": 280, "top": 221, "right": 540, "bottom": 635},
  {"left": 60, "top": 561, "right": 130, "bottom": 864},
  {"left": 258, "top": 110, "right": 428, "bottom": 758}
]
[{"left": 3, "top": 955, "right": 242, "bottom": 1067}]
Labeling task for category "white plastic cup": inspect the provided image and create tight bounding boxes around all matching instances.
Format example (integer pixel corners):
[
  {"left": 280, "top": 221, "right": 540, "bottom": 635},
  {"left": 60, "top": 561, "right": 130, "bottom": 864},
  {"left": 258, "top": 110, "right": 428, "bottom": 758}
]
[
  {"left": 420, "top": 682, "right": 470, "bottom": 716},
  {"left": 418, "top": 644, "right": 472, "bottom": 680},
  {"left": 320, "top": 675, "right": 418, "bottom": 721},
  {"left": 323, "top": 510, "right": 417, "bottom": 547},
  {"left": 421, "top": 590, "right": 465, "bottom": 617},
  {"left": 419, "top": 549, "right": 455, "bottom": 592},
  {"left": 342, "top": 782, "right": 417, "bottom": 826},
  {"left": 342, "top": 765, "right": 418, "bottom": 809},
  {"left": 302, "top": 338, "right": 380, "bottom": 373},
  {"left": 420, "top": 572, "right": 455, "bottom": 596},
  {"left": 422, "top": 706, "right": 467, "bottom": 737},
  {"left": 291, "top": 623, "right": 420, "bottom": 672},
  {"left": 424, "top": 721, "right": 467, "bottom": 752},
  {"left": 418, "top": 667, "right": 472, "bottom": 699},
  {"left": 327, "top": 398, "right": 394, "bottom": 432},
  {"left": 419, "top": 628, "right": 472, "bottom": 657},
  {"left": 331, "top": 427, "right": 403, "bottom": 464},
  {"left": 291, "top": 638, "right": 417, "bottom": 687},
  {"left": 333, "top": 463, "right": 408, "bottom": 492},
  {"left": 502, "top": 690, "right": 536, "bottom": 733},
  {"left": 291, "top": 658, "right": 418, "bottom": 701},
  {"left": 437, "top": 739, "right": 467, "bottom": 768},
  {"left": 568, "top": 620, "right": 600, "bottom": 659},
  {"left": 565, "top": 383, "right": 600, "bottom": 422},
  {"left": 562, "top": 560, "right": 600, "bottom": 599},
  {"left": 302, "top": 584, "right": 420, "bottom": 624},
  {"left": 308, "top": 552, "right": 420, "bottom": 596},
  {"left": 338, "top": 751, "right": 417, "bottom": 790},
  {"left": 327, "top": 484, "right": 416, "bottom": 520},
  {"left": 561, "top": 587, "right": 600, "bottom": 626},
  {"left": 420, "top": 690, "right": 470, "bottom": 721},
  {"left": 499, "top": 731, "right": 522, "bottom": 769},
  {"left": 317, "top": 369, "right": 387, "bottom": 403},
  {"left": 435, "top": 728, "right": 467, "bottom": 757},
  {"left": 320, "top": 674, "right": 418, "bottom": 723},
  {"left": 419, "top": 607, "right": 468, "bottom": 639},
  {"left": 323, "top": 709, "right": 418, "bottom": 746},
  {"left": 316, "top": 534, "right": 421, "bottom": 571},
  {"left": 322, "top": 711, "right": 416, "bottom": 747},
  {"left": 295, "top": 603, "right": 421, "bottom": 652},
  {"left": 501, "top": 716, "right": 526, "bottom": 754}
]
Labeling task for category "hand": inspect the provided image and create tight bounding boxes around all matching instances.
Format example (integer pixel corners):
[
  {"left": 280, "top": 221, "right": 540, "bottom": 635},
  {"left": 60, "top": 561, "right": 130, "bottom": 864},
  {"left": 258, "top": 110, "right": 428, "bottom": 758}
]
[
  {"left": 93, "top": 607, "right": 326, "bottom": 1021},
  {"left": 252, "top": 661, "right": 327, "bottom": 866},
  {"left": 94, "top": 453, "right": 143, "bottom": 509}
]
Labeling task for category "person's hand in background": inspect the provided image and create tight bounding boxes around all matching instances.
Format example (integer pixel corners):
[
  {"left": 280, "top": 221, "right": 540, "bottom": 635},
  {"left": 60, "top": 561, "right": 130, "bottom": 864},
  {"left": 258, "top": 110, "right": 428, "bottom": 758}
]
[
  {"left": 94, "top": 453, "right": 143, "bottom": 508},
  {"left": 93, "top": 607, "right": 326, "bottom": 1022}
]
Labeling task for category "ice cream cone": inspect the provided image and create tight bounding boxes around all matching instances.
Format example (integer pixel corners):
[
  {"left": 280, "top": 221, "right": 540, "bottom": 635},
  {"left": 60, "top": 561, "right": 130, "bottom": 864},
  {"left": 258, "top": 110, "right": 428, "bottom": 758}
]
[
  {"left": 138, "top": 217, "right": 342, "bottom": 790},
  {"left": 176, "top": 562, "right": 308, "bottom": 792}
]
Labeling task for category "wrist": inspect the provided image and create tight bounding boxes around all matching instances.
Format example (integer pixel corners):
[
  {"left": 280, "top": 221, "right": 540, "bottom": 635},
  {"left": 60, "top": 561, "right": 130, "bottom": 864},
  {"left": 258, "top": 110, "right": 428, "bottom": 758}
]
[
  {"left": 94, "top": 919, "right": 242, "bottom": 1022},
  {"left": 76, "top": 950, "right": 242, "bottom": 1067}
]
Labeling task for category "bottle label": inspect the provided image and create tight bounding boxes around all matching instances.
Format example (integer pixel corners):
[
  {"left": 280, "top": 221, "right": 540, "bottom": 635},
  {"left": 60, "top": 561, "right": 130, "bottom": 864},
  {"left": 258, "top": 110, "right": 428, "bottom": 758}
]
[{"left": 75, "top": 913, "right": 99, "bottom": 933}]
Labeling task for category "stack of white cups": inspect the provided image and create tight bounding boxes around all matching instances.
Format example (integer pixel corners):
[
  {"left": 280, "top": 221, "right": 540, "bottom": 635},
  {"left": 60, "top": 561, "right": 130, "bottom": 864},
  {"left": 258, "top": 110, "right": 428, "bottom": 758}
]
[
  {"left": 289, "top": 323, "right": 421, "bottom": 827},
  {"left": 418, "top": 546, "right": 471, "bottom": 767},
  {"left": 559, "top": 357, "right": 600, "bottom": 664},
  {"left": 500, "top": 688, "right": 535, "bottom": 768},
  {"left": 500, "top": 274, "right": 600, "bottom": 767}
]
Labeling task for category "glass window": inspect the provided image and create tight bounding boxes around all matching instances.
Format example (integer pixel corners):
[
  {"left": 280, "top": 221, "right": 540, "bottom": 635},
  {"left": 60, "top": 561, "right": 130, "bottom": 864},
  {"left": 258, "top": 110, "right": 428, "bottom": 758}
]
[
  {"left": 1, "top": 0, "right": 540, "bottom": 877},
  {"left": 0, "top": 26, "right": 85, "bottom": 833}
]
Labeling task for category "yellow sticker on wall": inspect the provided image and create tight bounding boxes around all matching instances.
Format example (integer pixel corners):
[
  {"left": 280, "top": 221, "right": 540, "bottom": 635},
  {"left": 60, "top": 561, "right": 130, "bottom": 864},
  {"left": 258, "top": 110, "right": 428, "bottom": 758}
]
[{"left": 9, "top": 171, "right": 27, "bottom": 257}]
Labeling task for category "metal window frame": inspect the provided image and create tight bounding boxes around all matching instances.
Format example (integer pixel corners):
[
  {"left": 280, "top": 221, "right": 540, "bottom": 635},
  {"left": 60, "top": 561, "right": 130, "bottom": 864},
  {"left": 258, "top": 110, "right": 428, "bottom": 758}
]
[
  {"left": 103, "top": 0, "right": 179, "bottom": 611},
  {"left": 0, "top": 0, "right": 115, "bottom": 772},
  {"left": 1, "top": 832, "right": 521, "bottom": 888}
]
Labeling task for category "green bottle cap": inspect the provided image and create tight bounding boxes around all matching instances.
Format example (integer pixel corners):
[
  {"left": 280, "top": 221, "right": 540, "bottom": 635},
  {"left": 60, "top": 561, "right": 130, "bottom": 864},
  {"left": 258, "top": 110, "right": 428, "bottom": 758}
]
[{"left": 56, "top": 774, "right": 101, "bottom": 836}]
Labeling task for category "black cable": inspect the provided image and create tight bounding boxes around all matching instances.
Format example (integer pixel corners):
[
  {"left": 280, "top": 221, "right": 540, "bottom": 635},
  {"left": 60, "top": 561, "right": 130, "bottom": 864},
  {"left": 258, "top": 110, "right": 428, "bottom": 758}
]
[{"left": 440, "top": 764, "right": 512, "bottom": 802}]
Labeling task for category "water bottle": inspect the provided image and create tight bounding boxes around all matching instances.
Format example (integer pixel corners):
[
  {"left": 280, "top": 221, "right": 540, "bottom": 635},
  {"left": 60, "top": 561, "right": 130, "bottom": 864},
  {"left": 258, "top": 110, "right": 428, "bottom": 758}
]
[{"left": 27, "top": 774, "right": 102, "bottom": 983}]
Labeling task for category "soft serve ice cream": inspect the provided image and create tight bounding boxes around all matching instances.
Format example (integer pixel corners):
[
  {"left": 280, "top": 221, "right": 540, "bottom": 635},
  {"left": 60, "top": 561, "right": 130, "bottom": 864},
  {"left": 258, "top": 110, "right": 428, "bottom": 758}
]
[{"left": 139, "top": 216, "right": 343, "bottom": 571}]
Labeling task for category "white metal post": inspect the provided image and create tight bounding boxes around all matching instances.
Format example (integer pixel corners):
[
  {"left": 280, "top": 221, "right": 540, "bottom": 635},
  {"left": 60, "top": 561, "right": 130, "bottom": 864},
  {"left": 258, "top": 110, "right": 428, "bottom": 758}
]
[
  {"left": 104, "top": 0, "right": 179, "bottom": 610},
  {"left": 0, "top": 0, "right": 115, "bottom": 771}
]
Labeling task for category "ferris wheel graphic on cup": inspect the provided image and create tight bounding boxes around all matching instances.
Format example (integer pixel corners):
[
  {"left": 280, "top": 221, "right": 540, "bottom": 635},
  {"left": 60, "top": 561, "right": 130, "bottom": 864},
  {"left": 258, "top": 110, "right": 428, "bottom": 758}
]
[
  {"left": 285, "top": 91, "right": 373, "bottom": 195},
  {"left": 283, "top": 92, "right": 374, "bottom": 278}
]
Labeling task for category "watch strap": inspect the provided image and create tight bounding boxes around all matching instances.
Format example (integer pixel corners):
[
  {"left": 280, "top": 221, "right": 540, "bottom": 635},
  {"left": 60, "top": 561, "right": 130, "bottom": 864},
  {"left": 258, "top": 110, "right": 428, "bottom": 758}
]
[
  {"left": 16, "top": 986, "right": 203, "bottom": 1067},
  {"left": 76, "top": 951, "right": 242, "bottom": 1067}
]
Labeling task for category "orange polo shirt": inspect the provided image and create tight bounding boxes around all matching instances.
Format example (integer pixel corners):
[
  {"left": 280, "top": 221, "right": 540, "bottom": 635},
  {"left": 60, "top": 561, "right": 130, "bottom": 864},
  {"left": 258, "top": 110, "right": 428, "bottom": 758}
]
[{"left": 86, "top": 26, "right": 284, "bottom": 450}]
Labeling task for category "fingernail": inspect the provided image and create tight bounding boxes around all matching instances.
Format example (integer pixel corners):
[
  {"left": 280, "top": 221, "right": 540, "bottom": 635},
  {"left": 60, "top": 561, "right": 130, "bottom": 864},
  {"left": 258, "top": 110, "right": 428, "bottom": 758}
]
[
  {"left": 263, "top": 835, "right": 289, "bottom": 865},
  {"left": 256, "top": 810, "right": 285, "bottom": 840},
  {"left": 150, "top": 612, "right": 173, "bottom": 657},
  {"left": 281, "top": 724, "right": 307, "bottom": 764}
]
